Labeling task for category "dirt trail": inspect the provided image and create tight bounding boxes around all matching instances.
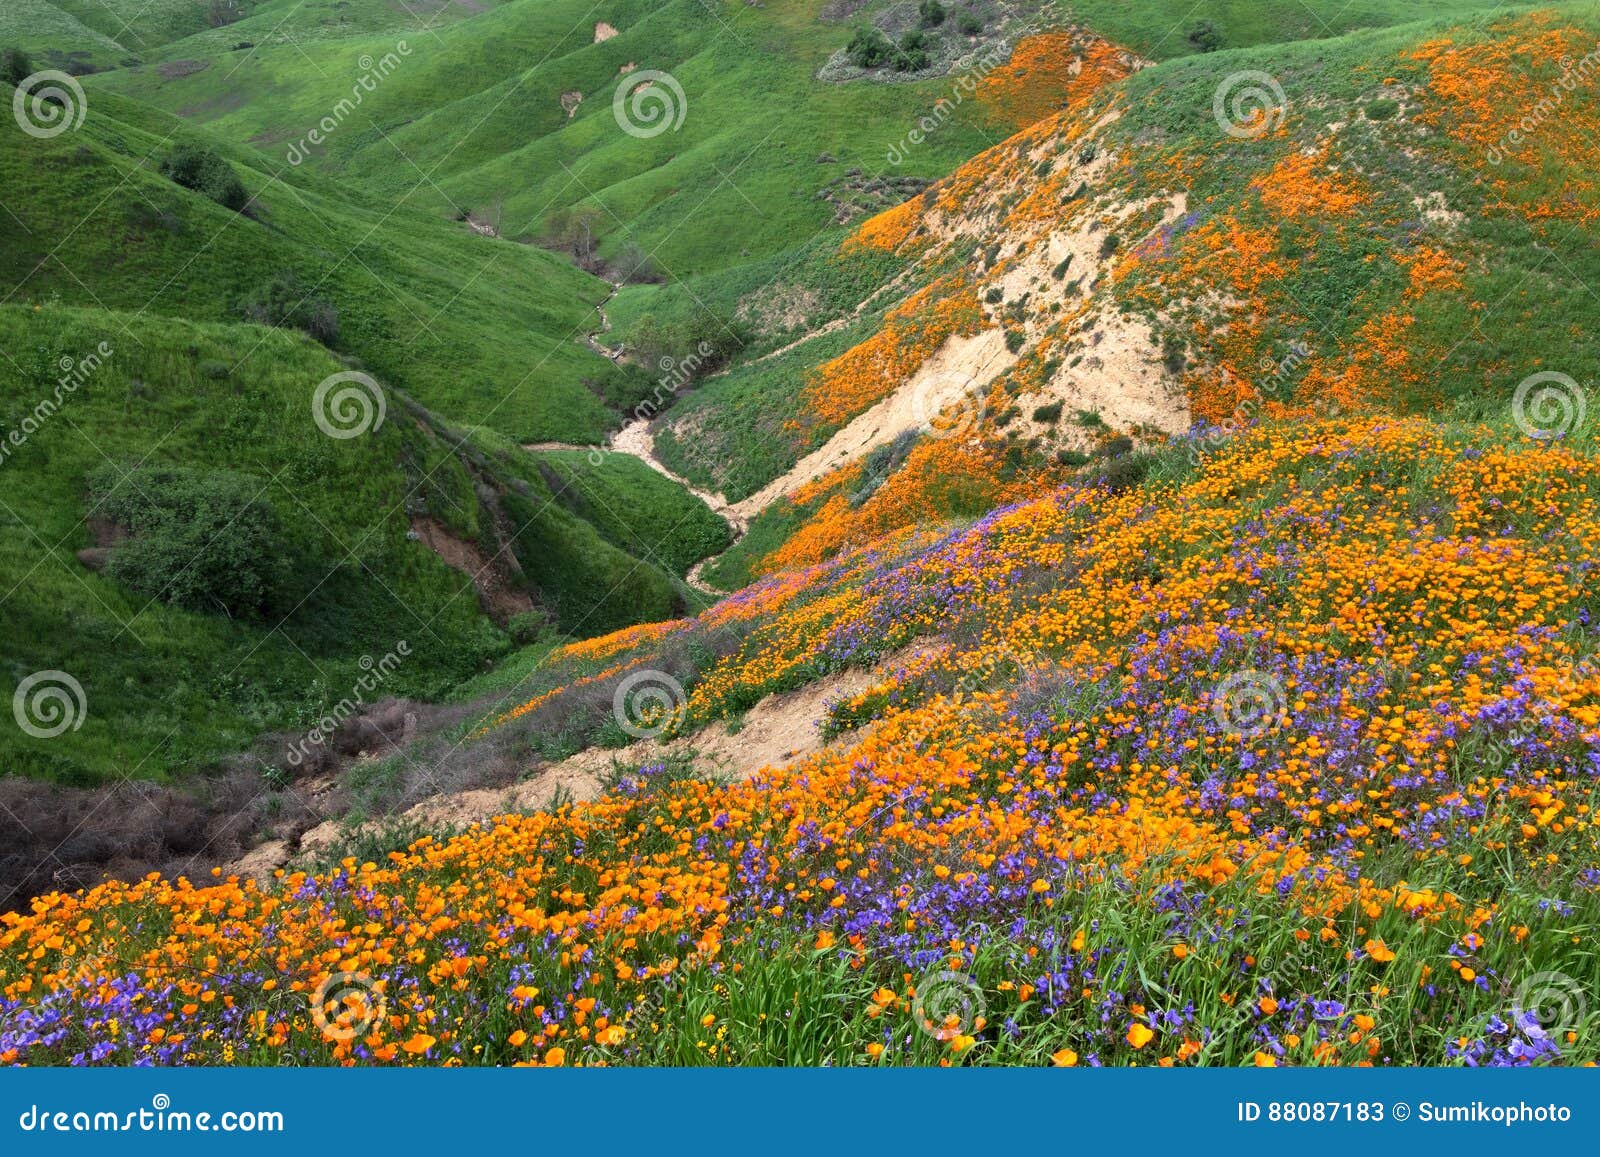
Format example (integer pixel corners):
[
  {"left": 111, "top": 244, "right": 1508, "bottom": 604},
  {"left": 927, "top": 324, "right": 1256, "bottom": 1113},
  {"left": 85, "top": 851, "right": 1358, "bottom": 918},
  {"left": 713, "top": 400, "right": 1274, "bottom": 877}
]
[
  {"left": 284, "top": 661, "right": 887, "bottom": 872},
  {"left": 528, "top": 281, "right": 745, "bottom": 594}
]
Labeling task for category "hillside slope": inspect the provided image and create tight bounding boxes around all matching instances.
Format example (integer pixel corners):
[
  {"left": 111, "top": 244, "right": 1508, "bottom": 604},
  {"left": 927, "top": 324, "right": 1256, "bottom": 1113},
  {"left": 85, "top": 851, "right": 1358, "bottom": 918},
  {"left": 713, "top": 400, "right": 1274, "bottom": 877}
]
[
  {"left": 0, "top": 303, "right": 719, "bottom": 787},
  {"left": 667, "top": 5, "right": 1600, "bottom": 584},
  {"left": 0, "top": 90, "right": 640, "bottom": 443}
]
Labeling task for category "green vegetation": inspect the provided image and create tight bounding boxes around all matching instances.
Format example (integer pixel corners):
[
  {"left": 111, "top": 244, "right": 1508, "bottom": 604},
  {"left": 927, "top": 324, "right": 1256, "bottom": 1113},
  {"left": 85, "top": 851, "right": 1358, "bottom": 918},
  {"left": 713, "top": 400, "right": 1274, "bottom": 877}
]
[
  {"left": 158, "top": 143, "right": 248, "bottom": 212},
  {"left": 88, "top": 463, "right": 290, "bottom": 617},
  {"left": 0, "top": 91, "right": 636, "bottom": 444},
  {"left": 0, "top": 305, "right": 693, "bottom": 783},
  {"left": 527, "top": 449, "right": 733, "bottom": 577}
]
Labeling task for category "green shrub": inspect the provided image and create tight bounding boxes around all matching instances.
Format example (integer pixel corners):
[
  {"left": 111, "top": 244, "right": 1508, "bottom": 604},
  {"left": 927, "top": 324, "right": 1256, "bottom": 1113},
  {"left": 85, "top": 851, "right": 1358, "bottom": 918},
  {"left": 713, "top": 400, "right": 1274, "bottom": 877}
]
[
  {"left": 1096, "top": 434, "right": 1135, "bottom": 459},
  {"left": 1032, "top": 402, "right": 1063, "bottom": 423},
  {"left": 1187, "top": 21, "right": 1224, "bottom": 52},
  {"left": 1365, "top": 98, "right": 1400, "bottom": 121},
  {"left": 919, "top": 0, "right": 947, "bottom": 28},
  {"left": 850, "top": 429, "right": 919, "bottom": 507},
  {"left": 894, "top": 30, "right": 932, "bottom": 72},
  {"left": 1005, "top": 329, "right": 1025, "bottom": 354},
  {"left": 956, "top": 10, "right": 983, "bottom": 35},
  {"left": 1, "top": 47, "right": 33, "bottom": 86},
  {"left": 88, "top": 464, "right": 291, "bottom": 618},
  {"left": 846, "top": 27, "right": 896, "bottom": 69},
  {"left": 506, "top": 611, "right": 551, "bottom": 646},
  {"left": 237, "top": 270, "right": 340, "bottom": 347},
  {"left": 159, "top": 145, "right": 249, "bottom": 213}
]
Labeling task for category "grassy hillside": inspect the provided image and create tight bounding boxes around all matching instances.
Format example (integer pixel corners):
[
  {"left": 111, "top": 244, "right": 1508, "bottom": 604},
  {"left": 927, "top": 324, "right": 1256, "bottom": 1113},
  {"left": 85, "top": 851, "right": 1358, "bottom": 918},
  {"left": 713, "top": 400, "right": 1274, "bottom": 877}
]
[
  {"left": 0, "top": 304, "right": 714, "bottom": 784},
  {"left": 654, "top": 4, "right": 1600, "bottom": 582},
  {"left": 0, "top": 90, "right": 642, "bottom": 443}
]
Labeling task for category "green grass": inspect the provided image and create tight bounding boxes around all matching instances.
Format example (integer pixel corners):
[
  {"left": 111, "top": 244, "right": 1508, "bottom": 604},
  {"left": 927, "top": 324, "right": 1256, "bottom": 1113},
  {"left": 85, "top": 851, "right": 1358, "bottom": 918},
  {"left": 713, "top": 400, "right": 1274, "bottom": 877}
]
[
  {"left": 90, "top": 0, "right": 999, "bottom": 272},
  {"left": 0, "top": 89, "right": 642, "bottom": 444},
  {"left": 523, "top": 448, "right": 733, "bottom": 576},
  {"left": 1067, "top": 0, "right": 1537, "bottom": 59},
  {"left": 0, "top": 304, "right": 690, "bottom": 783}
]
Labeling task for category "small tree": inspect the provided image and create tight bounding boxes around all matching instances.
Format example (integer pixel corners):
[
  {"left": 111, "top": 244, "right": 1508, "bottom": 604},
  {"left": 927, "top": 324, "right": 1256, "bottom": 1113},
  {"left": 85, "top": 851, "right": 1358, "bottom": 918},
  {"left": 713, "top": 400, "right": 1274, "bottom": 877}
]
[
  {"left": 1, "top": 47, "right": 33, "bottom": 86},
  {"left": 956, "top": 10, "right": 983, "bottom": 35},
  {"left": 89, "top": 464, "right": 290, "bottom": 618},
  {"left": 919, "top": 0, "right": 946, "bottom": 28},
  {"left": 894, "top": 30, "right": 931, "bottom": 72},
  {"left": 237, "top": 270, "right": 340, "bottom": 347},
  {"left": 160, "top": 144, "right": 249, "bottom": 212},
  {"left": 1187, "top": 21, "right": 1224, "bottom": 52},
  {"left": 846, "top": 26, "right": 895, "bottom": 69}
]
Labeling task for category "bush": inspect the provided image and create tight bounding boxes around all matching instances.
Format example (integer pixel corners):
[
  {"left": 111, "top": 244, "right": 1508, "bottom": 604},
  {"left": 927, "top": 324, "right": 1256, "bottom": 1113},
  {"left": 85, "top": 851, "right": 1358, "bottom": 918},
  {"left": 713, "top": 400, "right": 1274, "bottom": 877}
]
[
  {"left": 506, "top": 611, "right": 552, "bottom": 646},
  {"left": 1187, "top": 21, "right": 1224, "bottom": 52},
  {"left": 237, "top": 270, "right": 340, "bottom": 347},
  {"left": 894, "top": 30, "right": 931, "bottom": 72},
  {"left": 1032, "top": 402, "right": 1063, "bottom": 424},
  {"left": 1, "top": 47, "right": 33, "bottom": 86},
  {"left": 89, "top": 463, "right": 291, "bottom": 618},
  {"left": 919, "top": 0, "right": 946, "bottom": 28},
  {"left": 956, "top": 10, "right": 983, "bottom": 35},
  {"left": 1365, "top": 99, "right": 1400, "bottom": 121},
  {"left": 850, "top": 429, "right": 918, "bottom": 507},
  {"left": 159, "top": 144, "right": 249, "bottom": 212},
  {"left": 1005, "top": 329, "right": 1025, "bottom": 354},
  {"left": 846, "top": 27, "right": 896, "bottom": 69}
]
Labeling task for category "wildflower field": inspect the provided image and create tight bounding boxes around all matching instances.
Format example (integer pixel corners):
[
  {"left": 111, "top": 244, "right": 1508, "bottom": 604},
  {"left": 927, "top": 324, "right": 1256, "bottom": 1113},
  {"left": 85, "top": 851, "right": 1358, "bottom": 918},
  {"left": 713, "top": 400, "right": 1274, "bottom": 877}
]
[{"left": 6, "top": 417, "right": 1598, "bottom": 1066}]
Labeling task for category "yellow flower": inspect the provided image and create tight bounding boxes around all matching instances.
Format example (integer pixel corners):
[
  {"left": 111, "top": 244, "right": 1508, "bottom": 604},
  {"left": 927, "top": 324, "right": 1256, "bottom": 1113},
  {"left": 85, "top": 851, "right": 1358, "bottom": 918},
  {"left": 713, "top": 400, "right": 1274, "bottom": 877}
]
[
  {"left": 1126, "top": 1023, "right": 1154, "bottom": 1049},
  {"left": 401, "top": 1033, "right": 436, "bottom": 1055},
  {"left": 1051, "top": 1048, "right": 1078, "bottom": 1066}
]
